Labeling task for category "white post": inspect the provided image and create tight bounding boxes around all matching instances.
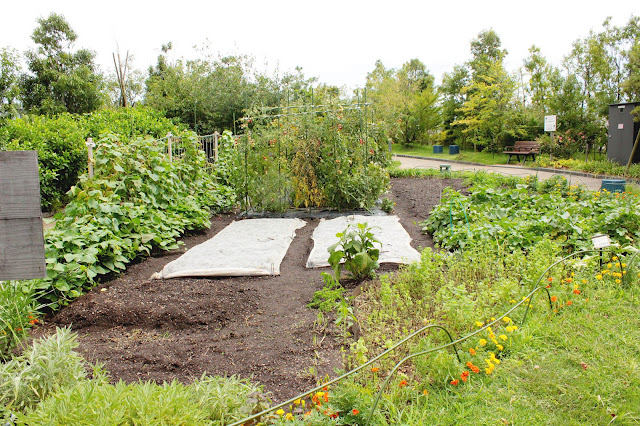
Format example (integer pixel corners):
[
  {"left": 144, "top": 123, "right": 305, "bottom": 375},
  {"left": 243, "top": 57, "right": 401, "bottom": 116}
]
[
  {"left": 86, "top": 137, "right": 95, "bottom": 178},
  {"left": 167, "top": 132, "right": 173, "bottom": 163},
  {"left": 213, "top": 131, "right": 220, "bottom": 162}
]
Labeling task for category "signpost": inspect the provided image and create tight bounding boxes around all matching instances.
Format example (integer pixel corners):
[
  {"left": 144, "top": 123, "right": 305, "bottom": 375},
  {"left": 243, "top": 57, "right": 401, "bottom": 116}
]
[{"left": 544, "top": 115, "right": 557, "bottom": 159}]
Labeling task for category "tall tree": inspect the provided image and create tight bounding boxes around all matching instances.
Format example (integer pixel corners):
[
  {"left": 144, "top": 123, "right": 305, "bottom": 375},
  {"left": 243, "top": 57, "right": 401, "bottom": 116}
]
[
  {"left": 0, "top": 47, "right": 22, "bottom": 118},
  {"left": 20, "top": 13, "right": 103, "bottom": 115},
  {"left": 366, "top": 59, "right": 440, "bottom": 145},
  {"left": 440, "top": 64, "right": 470, "bottom": 145},
  {"left": 453, "top": 30, "right": 517, "bottom": 150}
]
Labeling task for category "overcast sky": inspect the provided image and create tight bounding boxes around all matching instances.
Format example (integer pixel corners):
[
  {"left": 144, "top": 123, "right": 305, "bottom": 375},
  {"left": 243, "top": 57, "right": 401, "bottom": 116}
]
[{"left": 2, "top": 1, "right": 639, "bottom": 90}]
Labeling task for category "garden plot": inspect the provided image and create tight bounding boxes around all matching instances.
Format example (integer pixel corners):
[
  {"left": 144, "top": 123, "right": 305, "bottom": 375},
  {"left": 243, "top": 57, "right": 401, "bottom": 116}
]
[
  {"left": 151, "top": 218, "right": 306, "bottom": 278},
  {"left": 306, "top": 215, "right": 421, "bottom": 268}
]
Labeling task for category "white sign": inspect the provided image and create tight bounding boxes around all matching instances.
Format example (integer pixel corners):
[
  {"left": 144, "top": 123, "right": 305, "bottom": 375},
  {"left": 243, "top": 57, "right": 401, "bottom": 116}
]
[
  {"left": 618, "top": 123, "right": 624, "bottom": 130},
  {"left": 591, "top": 234, "right": 612, "bottom": 249},
  {"left": 544, "top": 115, "right": 557, "bottom": 132}
]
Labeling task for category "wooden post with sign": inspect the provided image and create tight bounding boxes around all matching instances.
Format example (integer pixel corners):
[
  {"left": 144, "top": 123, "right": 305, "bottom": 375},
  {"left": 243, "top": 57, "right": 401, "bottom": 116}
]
[
  {"left": 544, "top": 115, "right": 557, "bottom": 160},
  {"left": 0, "top": 151, "right": 46, "bottom": 280}
]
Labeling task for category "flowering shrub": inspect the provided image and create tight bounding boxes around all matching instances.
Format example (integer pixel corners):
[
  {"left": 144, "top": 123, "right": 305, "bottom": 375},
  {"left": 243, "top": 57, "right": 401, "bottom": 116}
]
[{"left": 536, "top": 130, "right": 587, "bottom": 159}]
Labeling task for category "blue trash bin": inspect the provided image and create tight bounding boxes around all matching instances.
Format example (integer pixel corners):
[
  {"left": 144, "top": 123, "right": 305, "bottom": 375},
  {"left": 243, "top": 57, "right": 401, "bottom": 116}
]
[
  {"left": 449, "top": 145, "right": 460, "bottom": 155},
  {"left": 601, "top": 179, "right": 625, "bottom": 193},
  {"left": 433, "top": 145, "right": 443, "bottom": 154}
]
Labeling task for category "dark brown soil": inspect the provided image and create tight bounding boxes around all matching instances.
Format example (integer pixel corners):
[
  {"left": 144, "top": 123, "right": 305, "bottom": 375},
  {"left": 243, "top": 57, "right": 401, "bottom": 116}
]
[{"left": 36, "top": 177, "right": 465, "bottom": 402}]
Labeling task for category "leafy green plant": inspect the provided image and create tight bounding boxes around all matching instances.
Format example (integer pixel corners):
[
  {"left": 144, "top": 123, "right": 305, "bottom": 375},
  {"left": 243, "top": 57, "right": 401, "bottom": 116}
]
[
  {"left": 328, "top": 222, "right": 381, "bottom": 281},
  {"left": 0, "top": 281, "right": 41, "bottom": 358},
  {"left": 422, "top": 178, "right": 640, "bottom": 253},
  {"left": 380, "top": 197, "right": 395, "bottom": 213},
  {"left": 25, "top": 132, "right": 234, "bottom": 307},
  {"left": 308, "top": 272, "right": 346, "bottom": 312},
  {"left": 0, "top": 327, "right": 86, "bottom": 413},
  {"left": 229, "top": 102, "right": 391, "bottom": 211}
]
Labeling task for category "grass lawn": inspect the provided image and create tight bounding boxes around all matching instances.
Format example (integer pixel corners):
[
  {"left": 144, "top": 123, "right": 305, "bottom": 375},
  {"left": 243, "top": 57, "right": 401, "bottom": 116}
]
[{"left": 391, "top": 144, "right": 609, "bottom": 166}]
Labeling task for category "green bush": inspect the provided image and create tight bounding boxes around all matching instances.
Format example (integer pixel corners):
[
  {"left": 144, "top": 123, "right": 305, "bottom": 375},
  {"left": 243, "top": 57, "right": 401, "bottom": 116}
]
[
  {"left": 0, "top": 114, "right": 88, "bottom": 210},
  {"left": 0, "top": 107, "right": 187, "bottom": 210},
  {"left": 0, "top": 327, "right": 86, "bottom": 413}
]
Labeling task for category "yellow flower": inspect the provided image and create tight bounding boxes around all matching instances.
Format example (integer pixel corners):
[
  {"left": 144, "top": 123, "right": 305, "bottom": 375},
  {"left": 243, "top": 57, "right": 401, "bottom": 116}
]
[
  {"left": 581, "top": 279, "right": 587, "bottom": 284},
  {"left": 621, "top": 263, "right": 626, "bottom": 268},
  {"left": 276, "top": 409, "right": 285, "bottom": 416},
  {"left": 499, "top": 335, "right": 508, "bottom": 341},
  {"left": 479, "top": 339, "right": 487, "bottom": 346},
  {"left": 485, "top": 367, "right": 493, "bottom": 375},
  {"left": 491, "top": 317, "right": 496, "bottom": 321},
  {"left": 596, "top": 274, "right": 603, "bottom": 280},
  {"left": 294, "top": 399, "right": 301, "bottom": 406},
  {"left": 475, "top": 321, "right": 484, "bottom": 327},
  {"left": 285, "top": 413, "right": 294, "bottom": 420},
  {"left": 616, "top": 279, "right": 621, "bottom": 284},
  {"left": 496, "top": 344, "right": 504, "bottom": 351},
  {"left": 503, "top": 316, "right": 511, "bottom": 324},
  {"left": 510, "top": 299, "right": 516, "bottom": 304},
  {"left": 607, "top": 263, "right": 612, "bottom": 269}
]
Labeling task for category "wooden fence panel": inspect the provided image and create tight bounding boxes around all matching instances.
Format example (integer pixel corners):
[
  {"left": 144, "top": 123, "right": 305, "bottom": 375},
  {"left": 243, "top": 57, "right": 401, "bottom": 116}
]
[{"left": 0, "top": 151, "right": 46, "bottom": 280}]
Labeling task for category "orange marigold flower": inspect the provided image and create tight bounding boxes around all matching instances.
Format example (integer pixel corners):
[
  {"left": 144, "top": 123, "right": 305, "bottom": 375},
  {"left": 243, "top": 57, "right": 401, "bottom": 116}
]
[
  {"left": 423, "top": 389, "right": 429, "bottom": 395},
  {"left": 567, "top": 300, "right": 573, "bottom": 306},
  {"left": 450, "top": 379, "right": 459, "bottom": 385},
  {"left": 371, "top": 367, "right": 379, "bottom": 373},
  {"left": 469, "top": 348, "right": 477, "bottom": 355},
  {"left": 323, "top": 393, "right": 329, "bottom": 403},
  {"left": 550, "top": 296, "right": 557, "bottom": 302},
  {"left": 565, "top": 278, "right": 573, "bottom": 283},
  {"left": 460, "top": 371, "right": 470, "bottom": 382},
  {"left": 548, "top": 277, "right": 553, "bottom": 282},
  {"left": 352, "top": 409, "right": 360, "bottom": 415},
  {"left": 466, "top": 361, "right": 474, "bottom": 369},
  {"left": 471, "top": 365, "right": 480, "bottom": 373},
  {"left": 573, "top": 289, "right": 580, "bottom": 295},
  {"left": 399, "top": 380, "right": 408, "bottom": 387}
]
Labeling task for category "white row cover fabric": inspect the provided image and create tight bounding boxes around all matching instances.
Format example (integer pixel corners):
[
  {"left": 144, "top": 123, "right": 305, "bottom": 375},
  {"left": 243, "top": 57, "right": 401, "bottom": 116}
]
[
  {"left": 306, "top": 215, "right": 421, "bottom": 268},
  {"left": 151, "top": 218, "right": 306, "bottom": 279}
]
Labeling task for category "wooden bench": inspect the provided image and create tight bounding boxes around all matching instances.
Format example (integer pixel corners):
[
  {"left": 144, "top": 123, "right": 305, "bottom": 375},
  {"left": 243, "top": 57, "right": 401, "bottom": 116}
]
[{"left": 503, "top": 141, "right": 540, "bottom": 164}]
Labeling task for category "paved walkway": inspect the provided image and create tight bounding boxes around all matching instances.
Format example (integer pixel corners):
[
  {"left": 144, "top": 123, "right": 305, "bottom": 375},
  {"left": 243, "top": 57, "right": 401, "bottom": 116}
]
[{"left": 395, "top": 155, "right": 605, "bottom": 191}]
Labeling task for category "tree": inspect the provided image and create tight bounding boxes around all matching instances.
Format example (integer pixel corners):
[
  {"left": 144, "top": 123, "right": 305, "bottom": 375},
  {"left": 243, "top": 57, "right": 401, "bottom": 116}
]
[
  {"left": 20, "top": 13, "right": 103, "bottom": 115},
  {"left": 453, "top": 30, "right": 518, "bottom": 150},
  {"left": 366, "top": 59, "right": 440, "bottom": 146},
  {"left": 0, "top": 47, "right": 22, "bottom": 118},
  {"left": 523, "top": 45, "right": 552, "bottom": 113},
  {"left": 440, "top": 65, "right": 470, "bottom": 145}
]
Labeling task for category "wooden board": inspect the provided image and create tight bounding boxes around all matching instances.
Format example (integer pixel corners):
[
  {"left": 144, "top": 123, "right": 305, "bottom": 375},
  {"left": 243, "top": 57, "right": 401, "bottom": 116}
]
[{"left": 0, "top": 151, "right": 46, "bottom": 280}]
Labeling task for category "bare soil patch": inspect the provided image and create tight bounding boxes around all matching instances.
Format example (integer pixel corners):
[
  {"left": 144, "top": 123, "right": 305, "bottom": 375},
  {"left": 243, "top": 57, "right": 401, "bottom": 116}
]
[{"left": 36, "top": 176, "right": 465, "bottom": 402}]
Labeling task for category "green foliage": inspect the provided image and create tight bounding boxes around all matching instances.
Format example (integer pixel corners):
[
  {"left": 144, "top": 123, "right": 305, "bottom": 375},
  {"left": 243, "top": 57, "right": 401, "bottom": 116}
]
[
  {"left": 31, "top": 133, "right": 233, "bottom": 307},
  {"left": 366, "top": 59, "right": 441, "bottom": 146},
  {"left": 328, "top": 222, "right": 381, "bottom": 281},
  {"left": 0, "top": 281, "right": 40, "bottom": 359},
  {"left": 422, "top": 176, "right": 640, "bottom": 253},
  {"left": 0, "top": 107, "right": 186, "bottom": 210},
  {"left": 229, "top": 102, "right": 390, "bottom": 211},
  {"left": 0, "top": 47, "right": 21, "bottom": 119},
  {"left": 308, "top": 273, "right": 346, "bottom": 312},
  {"left": 20, "top": 13, "right": 103, "bottom": 115},
  {"left": 0, "top": 327, "right": 86, "bottom": 413}
]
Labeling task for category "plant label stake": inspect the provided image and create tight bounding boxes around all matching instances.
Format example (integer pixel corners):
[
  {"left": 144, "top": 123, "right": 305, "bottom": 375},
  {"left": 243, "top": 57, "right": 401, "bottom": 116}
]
[
  {"left": 86, "top": 137, "right": 96, "bottom": 178},
  {"left": 592, "top": 234, "right": 612, "bottom": 267}
]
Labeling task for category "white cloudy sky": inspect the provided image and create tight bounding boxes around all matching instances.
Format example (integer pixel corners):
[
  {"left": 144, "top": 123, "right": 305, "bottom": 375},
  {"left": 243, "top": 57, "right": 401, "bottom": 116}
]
[{"left": 2, "top": 0, "right": 639, "bottom": 89}]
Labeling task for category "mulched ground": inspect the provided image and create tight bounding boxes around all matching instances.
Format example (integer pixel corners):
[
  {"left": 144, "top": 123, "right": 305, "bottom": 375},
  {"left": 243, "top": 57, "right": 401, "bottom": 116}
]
[{"left": 36, "top": 176, "right": 465, "bottom": 402}]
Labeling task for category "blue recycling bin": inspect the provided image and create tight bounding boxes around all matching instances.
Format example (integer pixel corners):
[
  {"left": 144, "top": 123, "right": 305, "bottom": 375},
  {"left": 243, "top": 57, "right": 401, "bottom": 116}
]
[
  {"left": 449, "top": 145, "right": 460, "bottom": 155},
  {"left": 433, "top": 145, "right": 443, "bottom": 154},
  {"left": 601, "top": 179, "right": 625, "bottom": 193}
]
